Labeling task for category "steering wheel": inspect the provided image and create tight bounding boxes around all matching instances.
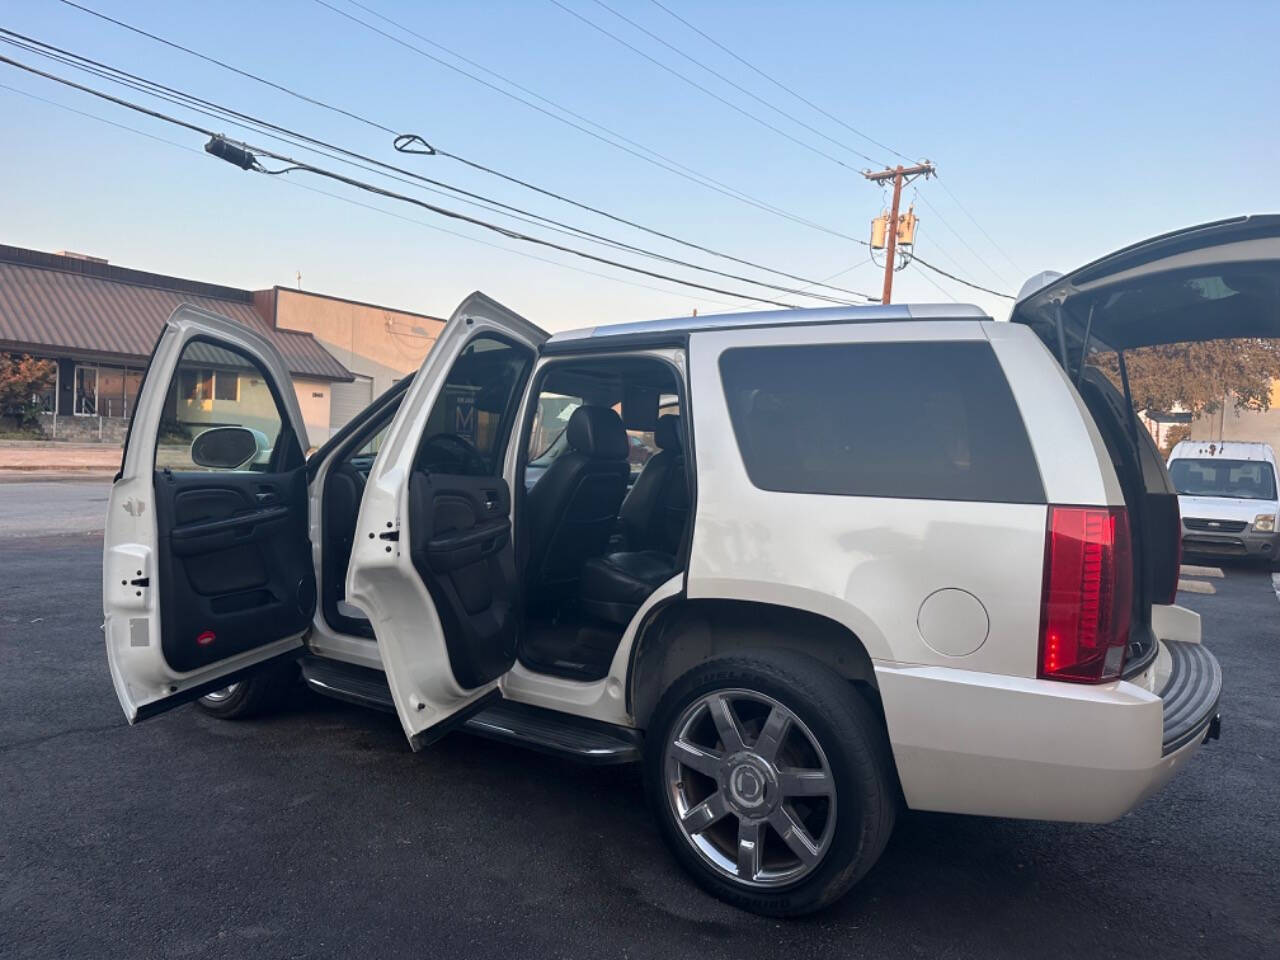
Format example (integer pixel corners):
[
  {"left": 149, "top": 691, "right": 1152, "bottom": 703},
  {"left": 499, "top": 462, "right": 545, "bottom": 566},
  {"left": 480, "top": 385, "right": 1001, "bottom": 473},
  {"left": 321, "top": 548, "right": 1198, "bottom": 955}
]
[{"left": 417, "top": 433, "right": 487, "bottom": 475}]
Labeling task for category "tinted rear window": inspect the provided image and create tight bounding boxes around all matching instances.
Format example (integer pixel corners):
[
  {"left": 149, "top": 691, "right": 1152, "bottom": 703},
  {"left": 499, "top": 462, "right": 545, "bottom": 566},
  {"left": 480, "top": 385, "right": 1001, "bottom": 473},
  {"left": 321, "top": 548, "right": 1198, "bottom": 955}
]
[{"left": 718, "top": 341, "right": 1044, "bottom": 502}]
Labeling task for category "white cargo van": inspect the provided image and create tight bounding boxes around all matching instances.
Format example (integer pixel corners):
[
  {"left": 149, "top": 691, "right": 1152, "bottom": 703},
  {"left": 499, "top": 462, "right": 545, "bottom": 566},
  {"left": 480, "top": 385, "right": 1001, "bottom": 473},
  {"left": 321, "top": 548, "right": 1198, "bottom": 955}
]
[{"left": 1168, "top": 440, "right": 1280, "bottom": 562}]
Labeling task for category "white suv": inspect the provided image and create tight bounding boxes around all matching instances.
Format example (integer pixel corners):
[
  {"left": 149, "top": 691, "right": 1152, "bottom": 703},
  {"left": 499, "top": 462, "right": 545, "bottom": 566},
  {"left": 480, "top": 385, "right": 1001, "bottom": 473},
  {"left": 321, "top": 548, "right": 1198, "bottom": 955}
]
[{"left": 104, "top": 216, "right": 1270, "bottom": 915}]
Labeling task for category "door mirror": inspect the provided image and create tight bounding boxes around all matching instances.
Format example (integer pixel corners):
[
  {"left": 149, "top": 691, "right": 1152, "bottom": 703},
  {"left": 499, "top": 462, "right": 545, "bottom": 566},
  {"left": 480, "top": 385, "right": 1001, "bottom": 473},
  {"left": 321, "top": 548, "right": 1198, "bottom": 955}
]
[{"left": 190, "top": 426, "right": 266, "bottom": 470}]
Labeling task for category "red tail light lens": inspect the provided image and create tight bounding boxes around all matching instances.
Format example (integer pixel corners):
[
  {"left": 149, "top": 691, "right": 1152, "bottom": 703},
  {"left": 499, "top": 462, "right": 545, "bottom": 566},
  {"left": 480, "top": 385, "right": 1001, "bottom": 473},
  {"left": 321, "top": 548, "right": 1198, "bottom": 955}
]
[{"left": 1039, "top": 506, "right": 1133, "bottom": 683}]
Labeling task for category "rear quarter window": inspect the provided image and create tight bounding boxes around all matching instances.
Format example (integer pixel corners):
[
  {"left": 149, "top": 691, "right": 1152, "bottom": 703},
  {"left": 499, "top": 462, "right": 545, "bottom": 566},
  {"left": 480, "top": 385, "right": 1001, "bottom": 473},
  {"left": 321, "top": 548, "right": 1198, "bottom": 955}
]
[{"left": 718, "top": 340, "right": 1044, "bottom": 503}]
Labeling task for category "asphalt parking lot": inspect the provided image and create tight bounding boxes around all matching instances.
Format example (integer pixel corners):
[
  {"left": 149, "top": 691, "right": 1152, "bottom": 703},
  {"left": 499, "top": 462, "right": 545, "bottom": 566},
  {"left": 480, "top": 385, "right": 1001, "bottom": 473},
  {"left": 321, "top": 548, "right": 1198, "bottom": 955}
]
[{"left": 1, "top": 481, "right": 1277, "bottom": 959}]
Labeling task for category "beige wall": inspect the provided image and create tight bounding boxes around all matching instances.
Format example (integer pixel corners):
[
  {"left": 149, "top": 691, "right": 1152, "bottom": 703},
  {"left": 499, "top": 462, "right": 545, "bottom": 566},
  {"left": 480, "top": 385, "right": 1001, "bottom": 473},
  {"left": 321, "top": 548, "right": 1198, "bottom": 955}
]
[
  {"left": 1188, "top": 379, "right": 1280, "bottom": 453},
  {"left": 268, "top": 288, "right": 444, "bottom": 402},
  {"left": 292, "top": 376, "right": 332, "bottom": 448}
]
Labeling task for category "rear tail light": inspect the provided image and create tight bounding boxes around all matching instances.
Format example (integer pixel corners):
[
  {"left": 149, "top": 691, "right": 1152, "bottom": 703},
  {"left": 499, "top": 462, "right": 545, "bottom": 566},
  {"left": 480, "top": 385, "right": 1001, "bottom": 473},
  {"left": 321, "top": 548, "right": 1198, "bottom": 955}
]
[{"left": 1039, "top": 506, "right": 1133, "bottom": 683}]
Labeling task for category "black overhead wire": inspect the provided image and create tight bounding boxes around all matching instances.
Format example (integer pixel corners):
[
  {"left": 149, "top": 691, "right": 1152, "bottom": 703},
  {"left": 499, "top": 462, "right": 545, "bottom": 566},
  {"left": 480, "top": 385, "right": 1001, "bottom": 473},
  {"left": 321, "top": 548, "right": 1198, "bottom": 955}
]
[
  {"left": 0, "top": 30, "right": 874, "bottom": 305},
  {"left": 0, "top": 53, "right": 836, "bottom": 309},
  {"left": 909, "top": 255, "right": 1014, "bottom": 299},
  {"left": 587, "top": 0, "right": 888, "bottom": 167},
  {"left": 0, "top": 81, "right": 753, "bottom": 310},
  {"left": 44, "top": 3, "right": 1016, "bottom": 302},
  {"left": 645, "top": 0, "right": 915, "bottom": 165},
  {"left": 640, "top": 0, "right": 1021, "bottom": 294},
  {"left": 547, "top": 0, "right": 871, "bottom": 171},
  {"left": 309, "top": 0, "right": 871, "bottom": 243},
  {"left": 321, "top": 0, "right": 1010, "bottom": 300},
  {"left": 52, "top": 0, "right": 878, "bottom": 300}
]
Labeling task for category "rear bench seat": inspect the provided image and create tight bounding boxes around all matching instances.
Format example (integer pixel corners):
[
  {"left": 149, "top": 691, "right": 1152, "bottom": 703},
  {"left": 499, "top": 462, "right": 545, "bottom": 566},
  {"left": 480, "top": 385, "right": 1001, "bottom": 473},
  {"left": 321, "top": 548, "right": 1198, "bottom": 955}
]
[{"left": 580, "top": 551, "right": 680, "bottom": 626}]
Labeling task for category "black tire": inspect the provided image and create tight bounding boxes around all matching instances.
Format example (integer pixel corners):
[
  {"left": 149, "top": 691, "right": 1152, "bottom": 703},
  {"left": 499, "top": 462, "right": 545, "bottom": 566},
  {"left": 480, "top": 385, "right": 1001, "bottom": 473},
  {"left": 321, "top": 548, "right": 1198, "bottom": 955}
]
[
  {"left": 195, "top": 662, "right": 297, "bottom": 720},
  {"left": 644, "top": 651, "right": 897, "bottom": 917}
]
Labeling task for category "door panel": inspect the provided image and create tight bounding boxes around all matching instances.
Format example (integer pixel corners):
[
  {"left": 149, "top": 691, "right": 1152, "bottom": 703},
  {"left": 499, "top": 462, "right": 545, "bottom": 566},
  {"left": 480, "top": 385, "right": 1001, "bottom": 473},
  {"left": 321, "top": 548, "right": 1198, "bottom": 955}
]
[
  {"left": 347, "top": 292, "right": 547, "bottom": 748},
  {"left": 104, "top": 305, "right": 313, "bottom": 722},
  {"left": 409, "top": 473, "right": 517, "bottom": 689},
  {"left": 155, "top": 469, "right": 314, "bottom": 673}
]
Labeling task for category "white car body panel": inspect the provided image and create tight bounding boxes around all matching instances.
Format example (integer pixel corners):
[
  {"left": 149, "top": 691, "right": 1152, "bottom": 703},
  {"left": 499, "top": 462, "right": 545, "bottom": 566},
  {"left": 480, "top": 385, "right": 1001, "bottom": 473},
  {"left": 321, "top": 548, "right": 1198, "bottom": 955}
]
[{"left": 103, "top": 305, "right": 310, "bottom": 721}]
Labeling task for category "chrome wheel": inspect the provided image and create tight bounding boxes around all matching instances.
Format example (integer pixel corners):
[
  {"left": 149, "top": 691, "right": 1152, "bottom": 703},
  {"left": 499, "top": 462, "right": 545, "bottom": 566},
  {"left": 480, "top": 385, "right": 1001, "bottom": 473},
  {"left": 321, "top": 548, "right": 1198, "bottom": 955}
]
[
  {"left": 200, "top": 683, "right": 239, "bottom": 704},
  {"left": 664, "top": 689, "right": 836, "bottom": 888}
]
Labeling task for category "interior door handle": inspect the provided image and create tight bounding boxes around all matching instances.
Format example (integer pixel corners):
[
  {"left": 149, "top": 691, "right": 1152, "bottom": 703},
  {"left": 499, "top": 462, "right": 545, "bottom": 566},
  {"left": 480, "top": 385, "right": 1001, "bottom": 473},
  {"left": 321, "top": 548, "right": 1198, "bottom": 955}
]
[{"left": 255, "top": 491, "right": 277, "bottom": 504}]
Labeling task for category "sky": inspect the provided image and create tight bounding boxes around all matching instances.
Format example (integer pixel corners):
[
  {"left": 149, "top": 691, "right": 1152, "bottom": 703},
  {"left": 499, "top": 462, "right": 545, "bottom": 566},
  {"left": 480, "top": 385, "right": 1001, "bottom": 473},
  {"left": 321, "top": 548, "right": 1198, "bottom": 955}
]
[{"left": 2, "top": 0, "right": 1277, "bottom": 332}]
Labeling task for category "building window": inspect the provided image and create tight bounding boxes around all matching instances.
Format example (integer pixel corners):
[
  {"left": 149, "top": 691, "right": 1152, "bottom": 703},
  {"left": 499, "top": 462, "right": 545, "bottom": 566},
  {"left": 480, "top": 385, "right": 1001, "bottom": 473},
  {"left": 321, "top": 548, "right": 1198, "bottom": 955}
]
[
  {"left": 214, "top": 371, "right": 239, "bottom": 402},
  {"left": 72, "top": 364, "right": 144, "bottom": 418},
  {"left": 33, "top": 361, "right": 58, "bottom": 413},
  {"left": 74, "top": 364, "right": 97, "bottom": 416}
]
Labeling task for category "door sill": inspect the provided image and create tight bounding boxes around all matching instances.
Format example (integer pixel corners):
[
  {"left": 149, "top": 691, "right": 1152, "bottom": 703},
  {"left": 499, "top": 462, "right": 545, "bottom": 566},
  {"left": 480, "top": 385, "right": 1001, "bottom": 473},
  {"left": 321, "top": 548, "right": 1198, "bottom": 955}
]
[{"left": 300, "top": 656, "right": 641, "bottom": 763}]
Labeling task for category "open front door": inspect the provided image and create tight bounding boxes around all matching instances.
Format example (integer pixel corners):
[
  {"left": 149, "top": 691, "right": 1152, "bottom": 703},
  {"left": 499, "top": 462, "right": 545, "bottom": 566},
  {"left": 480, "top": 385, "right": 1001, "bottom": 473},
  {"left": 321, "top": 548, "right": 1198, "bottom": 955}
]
[
  {"left": 105, "top": 306, "right": 315, "bottom": 722},
  {"left": 347, "top": 292, "right": 547, "bottom": 749}
]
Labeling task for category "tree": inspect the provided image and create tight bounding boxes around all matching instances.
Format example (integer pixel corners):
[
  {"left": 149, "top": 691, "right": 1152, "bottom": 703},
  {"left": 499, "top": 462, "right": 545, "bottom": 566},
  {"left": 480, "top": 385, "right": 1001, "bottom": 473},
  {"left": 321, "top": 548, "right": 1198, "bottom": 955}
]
[
  {"left": 1090, "top": 339, "right": 1280, "bottom": 417},
  {"left": 0, "top": 352, "right": 57, "bottom": 429}
]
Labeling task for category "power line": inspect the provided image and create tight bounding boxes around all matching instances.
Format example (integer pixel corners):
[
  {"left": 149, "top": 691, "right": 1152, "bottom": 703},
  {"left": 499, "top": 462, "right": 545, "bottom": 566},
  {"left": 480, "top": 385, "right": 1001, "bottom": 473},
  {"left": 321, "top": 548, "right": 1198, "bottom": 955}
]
[
  {"left": 913, "top": 193, "right": 1013, "bottom": 288},
  {"left": 587, "top": 0, "right": 886, "bottom": 167},
  {"left": 0, "top": 53, "right": 832, "bottom": 309},
  {"left": 0, "top": 30, "right": 872, "bottom": 305},
  {"left": 309, "top": 0, "right": 864, "bottom": 243},
  {"left": 55, "top": 0, "right": 875, "bottom": 299},
  {"left": 0, "top": 80, "right": 749, "bottom": 311},
  {"left": 909, "top": 255, "right": 1014, "bottom": 299},
  {"left": 40, "top": 3, "right": 1016, "bottom": 303},
  {"left": 645, "top": 0, "right": 914, "bottom": 164},
  {"left": 548, "top": 0, "right": 870, "bottom": 171},
  {"left": 642, "top": 0, "right": 1022, "bottom": 291},
  {"left": 935, "top": 173, "right": 1026, "bottom": 277}
]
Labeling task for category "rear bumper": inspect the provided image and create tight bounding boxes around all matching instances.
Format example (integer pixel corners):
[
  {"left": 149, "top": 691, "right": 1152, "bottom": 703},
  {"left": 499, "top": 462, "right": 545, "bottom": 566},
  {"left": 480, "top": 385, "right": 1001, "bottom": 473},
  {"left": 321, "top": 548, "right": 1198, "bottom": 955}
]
[
  {"left": 1181, "top": 527, "right": 1279, "bottom": 559},
  {"left": 1160, "top": 640, "right": 1221, "bottom": 754},
  {"left": 877, "top": 640, "right": 1221, "bottom": 823}
]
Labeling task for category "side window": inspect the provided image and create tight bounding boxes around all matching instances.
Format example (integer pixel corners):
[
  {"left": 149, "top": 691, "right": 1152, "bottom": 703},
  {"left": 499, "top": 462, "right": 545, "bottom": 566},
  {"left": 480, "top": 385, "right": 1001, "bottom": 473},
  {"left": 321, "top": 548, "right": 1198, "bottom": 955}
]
[
  {"left": 528, "top": 392, "right": 583, "bottom": 465},
  {"left": 416, "top": 335, "right": 532, "bottom": 476},
  {"left": 154, "top": 339, "right": 294, "bottom": 473},
  {"left": 719, "top": 341, "right": 1044, "bottom": 503},
  {"left": 623, "top": 395, "right": 681, "bottom": 477}
]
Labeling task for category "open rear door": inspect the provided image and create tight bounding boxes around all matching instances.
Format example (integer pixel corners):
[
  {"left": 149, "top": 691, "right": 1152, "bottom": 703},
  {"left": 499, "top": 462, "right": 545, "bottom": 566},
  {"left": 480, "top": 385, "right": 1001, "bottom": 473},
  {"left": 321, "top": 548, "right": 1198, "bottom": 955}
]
[
  {"left": 1011, "top": 215, "right": 1280, "bottom": 358},
  {"left": 347, "top": 293, "right": 546, "bottom": 749},
  {"left": 105, "top": 305, "right": 316, "bottom": 722}
]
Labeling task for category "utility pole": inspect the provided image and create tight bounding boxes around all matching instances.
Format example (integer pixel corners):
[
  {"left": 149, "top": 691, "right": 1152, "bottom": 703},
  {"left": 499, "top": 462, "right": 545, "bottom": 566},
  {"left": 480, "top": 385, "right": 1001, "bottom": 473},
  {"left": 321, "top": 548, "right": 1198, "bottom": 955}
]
[{"left": 863, "top": 162, "right": 935, "bottom": 303}]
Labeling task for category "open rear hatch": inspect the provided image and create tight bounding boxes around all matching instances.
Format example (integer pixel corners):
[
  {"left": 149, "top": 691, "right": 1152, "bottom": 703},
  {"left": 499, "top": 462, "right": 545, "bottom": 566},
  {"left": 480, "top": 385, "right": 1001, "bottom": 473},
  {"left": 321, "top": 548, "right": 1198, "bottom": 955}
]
[
  {"left": 1012, "top": 214, "right": 1280, "bottom": 677},
  {"left": 1010, "top": 215, "right": 1280, "bottom": 356}
]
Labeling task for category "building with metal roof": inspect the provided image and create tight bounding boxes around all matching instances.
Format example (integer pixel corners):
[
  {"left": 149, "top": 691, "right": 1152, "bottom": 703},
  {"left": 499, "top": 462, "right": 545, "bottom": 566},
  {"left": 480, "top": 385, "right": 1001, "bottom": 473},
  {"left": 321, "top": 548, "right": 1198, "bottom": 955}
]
[{"left": 0, "top": 245, "right": 443, "bottom": 444}]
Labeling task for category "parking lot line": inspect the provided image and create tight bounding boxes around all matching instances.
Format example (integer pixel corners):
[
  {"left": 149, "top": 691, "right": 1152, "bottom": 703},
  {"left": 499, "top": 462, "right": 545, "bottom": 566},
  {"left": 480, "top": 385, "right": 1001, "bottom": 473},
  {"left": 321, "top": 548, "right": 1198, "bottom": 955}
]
[
  {"left": 1176, "top": 579, "right": 1216, "bottom": 595},
  {"left": 1179, "top": 564, "right": 1224, "bottom": 579}
]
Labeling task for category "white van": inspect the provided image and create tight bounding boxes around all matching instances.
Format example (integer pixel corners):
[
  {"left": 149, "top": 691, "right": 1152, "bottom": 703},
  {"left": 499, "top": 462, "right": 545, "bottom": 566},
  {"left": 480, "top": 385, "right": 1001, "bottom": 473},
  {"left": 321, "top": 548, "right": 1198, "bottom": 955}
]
[{"left": 1167, "top": 440, "right": 1280, "bottom": 562}]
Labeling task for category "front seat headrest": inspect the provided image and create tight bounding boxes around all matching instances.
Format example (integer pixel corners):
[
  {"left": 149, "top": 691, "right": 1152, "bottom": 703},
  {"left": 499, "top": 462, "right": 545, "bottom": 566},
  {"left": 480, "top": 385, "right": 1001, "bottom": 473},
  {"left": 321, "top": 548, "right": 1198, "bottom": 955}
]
[
  {"left": 654, "top": 414, "right": 681, "bottom": 451},
  {"left": 567, "top": 406, "right": 628, "bottom": 461}
]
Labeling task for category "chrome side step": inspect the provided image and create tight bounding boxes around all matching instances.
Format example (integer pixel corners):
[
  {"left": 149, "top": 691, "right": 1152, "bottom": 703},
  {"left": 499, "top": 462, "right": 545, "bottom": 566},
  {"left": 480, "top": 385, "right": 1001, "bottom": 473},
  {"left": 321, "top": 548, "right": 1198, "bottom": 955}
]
[{"left": 300, "top": 657, "right": 642, "bottom": 764}]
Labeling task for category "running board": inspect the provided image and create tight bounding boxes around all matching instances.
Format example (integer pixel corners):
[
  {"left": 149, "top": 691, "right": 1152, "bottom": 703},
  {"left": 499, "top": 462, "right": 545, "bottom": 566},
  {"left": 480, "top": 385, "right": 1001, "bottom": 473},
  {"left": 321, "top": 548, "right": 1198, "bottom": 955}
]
[{"left": 300, "top": 657, "right": 642, "bottom": 764}]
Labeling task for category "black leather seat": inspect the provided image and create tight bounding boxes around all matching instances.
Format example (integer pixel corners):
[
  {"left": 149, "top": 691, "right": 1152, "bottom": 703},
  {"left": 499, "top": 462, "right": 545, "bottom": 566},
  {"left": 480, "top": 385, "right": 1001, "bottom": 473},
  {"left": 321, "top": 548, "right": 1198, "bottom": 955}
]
[
  {"left": 618, "top": 414, "right": 688, "bottom": 553},
  {"left": 524, "top": 405, "right": 630, "bottom": 606},
  {"left": 581, "top": 550, "right": 681, "bottom": 626}
]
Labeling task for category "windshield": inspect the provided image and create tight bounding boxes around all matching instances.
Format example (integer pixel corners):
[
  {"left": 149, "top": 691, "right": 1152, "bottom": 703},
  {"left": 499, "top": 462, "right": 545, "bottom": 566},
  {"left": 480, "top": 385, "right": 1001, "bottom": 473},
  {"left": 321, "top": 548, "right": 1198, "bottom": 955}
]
[{"left": 1168, "top": 457, "right": 1277, "bottom": 500}]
